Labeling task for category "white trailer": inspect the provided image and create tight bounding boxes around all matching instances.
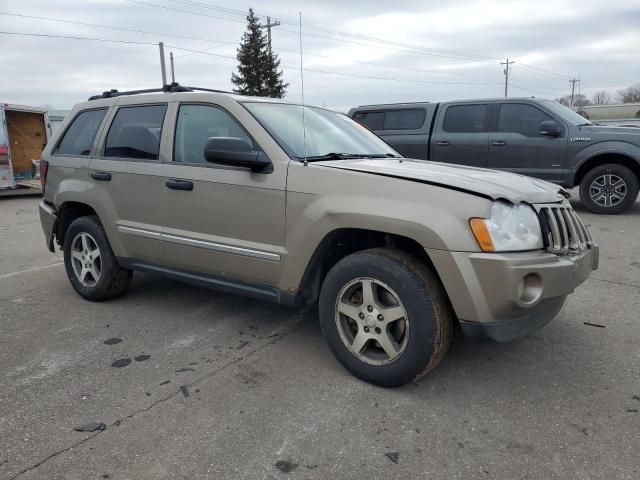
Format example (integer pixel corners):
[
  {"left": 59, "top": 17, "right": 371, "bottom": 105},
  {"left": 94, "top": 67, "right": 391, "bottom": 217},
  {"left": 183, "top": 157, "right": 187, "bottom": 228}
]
[{"left": 0, "top": 103, "right": 50, "bottom": 193}]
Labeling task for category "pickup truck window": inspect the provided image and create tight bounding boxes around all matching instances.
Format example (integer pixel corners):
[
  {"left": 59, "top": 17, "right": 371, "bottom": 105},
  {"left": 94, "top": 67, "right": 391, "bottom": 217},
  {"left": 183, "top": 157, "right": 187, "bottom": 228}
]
[
  {"left": 443, "top": 105, "right": 487, "bottom": 133},
  {"left": 383, "top": 109, "right": 426, "bottom": 130},
  {"left": 539, "top": 100, "right": 592, "bottom": 126},
  {"left": 498, "top": 104, "right": 553, "bottom": 137},
  {"left": 55, "top": 108, "right": 107, "bottom": 156},
  {"left": 174, "top": 104, "right": 253, "bottom": 164},
  {"left": 104, "top": 105, "right": 167, "bottom": 160},
  {"left": 353, "top": 111, "right": 384, "bottom": 130},
  {"left": 243, "top": 102, "right": 398, "bottom": 159}
]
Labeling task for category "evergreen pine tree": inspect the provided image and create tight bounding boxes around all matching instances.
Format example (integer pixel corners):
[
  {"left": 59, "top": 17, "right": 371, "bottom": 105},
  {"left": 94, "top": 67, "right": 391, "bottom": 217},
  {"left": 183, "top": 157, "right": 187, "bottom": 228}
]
[{"left": 231, "top": 9, "right": 288, "bottom": 98}]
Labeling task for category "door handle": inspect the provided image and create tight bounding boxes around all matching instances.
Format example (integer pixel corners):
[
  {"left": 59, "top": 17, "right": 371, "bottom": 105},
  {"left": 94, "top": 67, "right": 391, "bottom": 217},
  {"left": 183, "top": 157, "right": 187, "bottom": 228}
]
[
  {"left": 435, "top": 141, "right": 450, "bottom": 147},
  {"left": 492, "top": 140, "right": 507, "bottom": 147},
  {"left": 90, "top": 171, "right": 112, "bottom": 181},
  {"left": 165, "top": 179, "right": 194, "bottom": 191}
]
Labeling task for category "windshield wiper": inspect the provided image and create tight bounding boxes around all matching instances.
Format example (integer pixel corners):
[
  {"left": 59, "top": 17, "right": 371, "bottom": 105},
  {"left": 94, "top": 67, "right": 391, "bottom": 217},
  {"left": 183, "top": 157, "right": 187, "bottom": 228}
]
[{"left": 303, "top": 152, "right": 400, "bottom": 162}]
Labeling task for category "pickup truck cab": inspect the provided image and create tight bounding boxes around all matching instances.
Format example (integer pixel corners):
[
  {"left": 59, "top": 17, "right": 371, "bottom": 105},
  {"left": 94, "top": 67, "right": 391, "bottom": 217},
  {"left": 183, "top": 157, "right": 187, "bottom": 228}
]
[
  {"left": 39, "top": 85, "right": 598, "bottom": 387},
  {"left": 349, "top": 98, "right": 640, "bottom": 214}
]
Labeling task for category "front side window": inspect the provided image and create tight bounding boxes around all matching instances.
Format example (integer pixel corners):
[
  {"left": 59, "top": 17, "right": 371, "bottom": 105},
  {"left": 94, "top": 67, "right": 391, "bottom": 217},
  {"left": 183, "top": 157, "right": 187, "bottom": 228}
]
[
  {"left": 442, "top": 104, "right": 487, "bottom": 133},
  {"left": 55, "top": 108, "right": 107, "bottom": 156},
  {"left": 498, "top": 104, "right": 553, "bottom": 137},
  {"left": 174, "top": 105, "right": 253, "bottom": 164},
  {"left": 382, "top": 109, "right": 426, "bottom": 130},
  {"left": 104, "top": 105, "right": 167, "bottom": 160},
  {"left": 243, "top": 102, "right": 399, "bottom": 159}
]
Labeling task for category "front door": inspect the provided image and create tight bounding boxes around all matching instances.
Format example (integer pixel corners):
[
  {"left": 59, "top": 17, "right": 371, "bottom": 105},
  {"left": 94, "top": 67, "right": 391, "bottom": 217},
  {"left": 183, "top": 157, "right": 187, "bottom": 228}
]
[
  {"left": 161, "top": 102, "right": 286, "bottom": 287},
  {"left": 488, "top": 102, "right": 567, "bottom": 182},
  {"left": 431, "top": 103, "right": 489, "bottom": 167}
]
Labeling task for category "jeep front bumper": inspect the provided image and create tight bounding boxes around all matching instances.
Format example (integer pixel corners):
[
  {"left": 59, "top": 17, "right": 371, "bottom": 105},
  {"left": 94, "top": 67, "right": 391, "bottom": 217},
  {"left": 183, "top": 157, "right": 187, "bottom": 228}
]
[{"left": 427, "top": 244, "right": 599, "bottom": 342}]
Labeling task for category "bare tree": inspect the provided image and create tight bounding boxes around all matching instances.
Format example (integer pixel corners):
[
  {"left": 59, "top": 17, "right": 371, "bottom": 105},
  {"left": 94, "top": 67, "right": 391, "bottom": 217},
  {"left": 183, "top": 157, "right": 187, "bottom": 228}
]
[
  {"left": 616, "top": 84, "right": 640, "bottom": 103},
  {"left": 555, "top": 94, "right": 591, "bottom": 108},
  {"left": 591, "top": 90, "right": 612, "bottom": 105}
]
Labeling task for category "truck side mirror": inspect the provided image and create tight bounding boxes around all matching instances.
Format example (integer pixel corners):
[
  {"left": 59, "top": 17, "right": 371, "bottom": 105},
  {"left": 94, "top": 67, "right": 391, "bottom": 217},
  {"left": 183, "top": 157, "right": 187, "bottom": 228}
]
[
  {"left": 540, "top": 120, "right": 561, "bottom": 137},
  {"left": 203, "top": 137, "right": 272, "bottom": 173}
]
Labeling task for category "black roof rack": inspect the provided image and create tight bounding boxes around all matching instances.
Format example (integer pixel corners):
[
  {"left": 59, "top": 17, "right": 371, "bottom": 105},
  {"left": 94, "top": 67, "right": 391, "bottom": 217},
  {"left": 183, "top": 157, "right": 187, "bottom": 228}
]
[{"left": 88, "top": 82, "right": 234, "bottom": 101}]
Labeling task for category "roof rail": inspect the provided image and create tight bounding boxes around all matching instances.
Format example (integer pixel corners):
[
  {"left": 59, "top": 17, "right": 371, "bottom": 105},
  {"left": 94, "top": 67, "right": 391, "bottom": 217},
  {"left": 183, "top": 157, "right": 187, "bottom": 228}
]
[{"left": 88, "top": 83, "right": 234, "bottom": 101}]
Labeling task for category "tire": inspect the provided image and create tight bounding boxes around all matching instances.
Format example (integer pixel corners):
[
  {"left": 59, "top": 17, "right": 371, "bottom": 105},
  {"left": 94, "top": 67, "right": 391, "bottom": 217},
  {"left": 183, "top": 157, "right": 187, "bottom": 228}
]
[
  {"left": 579, "top": 164, "right": 639, "bottom": 214},
  {"left": 318, "top": 248, "right": 454, "bottom": 387},
  {"left": 63, "top": 216, "right": 132, "bottom": 301}
]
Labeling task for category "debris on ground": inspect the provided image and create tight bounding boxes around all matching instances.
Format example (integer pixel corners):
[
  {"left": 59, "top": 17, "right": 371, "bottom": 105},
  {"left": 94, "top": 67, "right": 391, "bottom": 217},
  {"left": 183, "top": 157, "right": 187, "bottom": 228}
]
[
  {"left": 111, "top": 358, "right": 131, "bottom": 368},
  {"left": 275, "top": 460, "right": 298, "bottom": 473},
  {"left": 236, "top": 340, "right": 250, "bottom": 349},
  {"left": 103, "top": 338, "right": 122, "bottom": 345},
  {"left": 134, "top": 354, "right": 151, "bottom": 362},
  {"left": 74, "top": 422, "right": 106, "bottom": 432},
  {"left": 180, "top": 386, "right": 190, "bottom": 398},
  {"left": 159, "top": 380, "right": 171, "bottom": 385},
  {"left": 583, "top": 322, "right": 605, "bottom": 328},
  {"left": 385, "top": 452, "right": 399, "bottom": 464},
  {"left": 175, "top": 367, "right": 195, "bottom": 373}
]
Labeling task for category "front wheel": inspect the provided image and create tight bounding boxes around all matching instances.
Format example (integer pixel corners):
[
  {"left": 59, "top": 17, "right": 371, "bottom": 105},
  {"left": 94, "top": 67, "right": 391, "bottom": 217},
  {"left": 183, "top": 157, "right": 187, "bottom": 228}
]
[
  {"left": 319, "top": 249, "right": 453, "bottom": 387},
  {"left": 579, "top": 164, "right": 639, "bottom": 214}
]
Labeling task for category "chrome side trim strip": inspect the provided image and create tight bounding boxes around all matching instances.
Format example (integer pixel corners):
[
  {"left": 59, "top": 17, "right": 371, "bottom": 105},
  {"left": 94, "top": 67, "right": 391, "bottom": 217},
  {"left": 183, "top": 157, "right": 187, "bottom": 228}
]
[
  {"left": 118, "top": 225, "right": 162, "bottom": 240},
  {"left": 162, "top": 233, "right": 281, "bottom": 262}
]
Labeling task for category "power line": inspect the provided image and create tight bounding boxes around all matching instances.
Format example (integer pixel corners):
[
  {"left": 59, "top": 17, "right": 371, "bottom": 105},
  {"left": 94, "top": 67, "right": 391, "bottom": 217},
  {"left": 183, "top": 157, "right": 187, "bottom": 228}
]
[
  {"left": 0, "top": 30, "right": 155, "bottom": 45},
  {"left": 517, "top": 62, "right": 570, "bottom": 80},
  {"left": 0, "top": 10, "right": 500, "bottom": 80}
]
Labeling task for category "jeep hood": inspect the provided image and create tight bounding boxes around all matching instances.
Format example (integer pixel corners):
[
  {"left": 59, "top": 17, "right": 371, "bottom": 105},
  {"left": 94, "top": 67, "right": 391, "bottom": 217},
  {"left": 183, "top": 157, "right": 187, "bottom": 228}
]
[{"left": 313, "top": 158, "right": 567, "bottom": 204}]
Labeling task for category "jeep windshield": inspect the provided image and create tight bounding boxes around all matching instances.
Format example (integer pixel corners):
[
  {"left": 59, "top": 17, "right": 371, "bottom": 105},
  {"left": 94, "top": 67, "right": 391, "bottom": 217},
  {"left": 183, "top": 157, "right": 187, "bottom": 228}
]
[
  {"left": 242, "top": 102, "right": 401, "bottom": 161},
  {"left": 540, "top": 100, "right": 593, "bottom": 126}
]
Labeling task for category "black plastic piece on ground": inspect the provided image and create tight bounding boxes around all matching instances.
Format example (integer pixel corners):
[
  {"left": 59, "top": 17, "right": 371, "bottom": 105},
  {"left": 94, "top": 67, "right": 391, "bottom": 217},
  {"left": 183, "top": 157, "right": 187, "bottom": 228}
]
[{"left": 74, "top": 422, "right": 106, "bottom": 432}]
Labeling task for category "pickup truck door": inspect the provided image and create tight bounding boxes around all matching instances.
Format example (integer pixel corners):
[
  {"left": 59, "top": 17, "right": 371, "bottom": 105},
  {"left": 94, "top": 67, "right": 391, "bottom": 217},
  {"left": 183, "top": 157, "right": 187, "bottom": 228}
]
[
  {"left": 430, "top": 103, "right": 489, "bottom": 167},
  {"left": 487, "top": 102, "right": 567, "bottom": 182},
  {"left": 160, "top": 102, "right": 286, "bottom": 287}
]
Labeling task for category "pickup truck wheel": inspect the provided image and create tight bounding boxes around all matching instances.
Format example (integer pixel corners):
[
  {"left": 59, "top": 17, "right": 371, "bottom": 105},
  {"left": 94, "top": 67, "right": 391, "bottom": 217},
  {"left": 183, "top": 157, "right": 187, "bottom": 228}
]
[
  {"left": 580, "top": 164, "right": 639, "bottom": 214},
  {"left": 63, "top": 216, "right": 132, "bottom": 301},
  {"left": 319, "top": 248, "right": 453, "bottom": 387}
]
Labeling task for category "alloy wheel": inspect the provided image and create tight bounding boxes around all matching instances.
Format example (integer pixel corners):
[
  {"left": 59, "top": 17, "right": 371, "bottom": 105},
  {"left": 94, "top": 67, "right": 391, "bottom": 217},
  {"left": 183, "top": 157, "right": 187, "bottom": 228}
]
[{"left": 70, "top": 232, "right": 102, "bottom": 287}]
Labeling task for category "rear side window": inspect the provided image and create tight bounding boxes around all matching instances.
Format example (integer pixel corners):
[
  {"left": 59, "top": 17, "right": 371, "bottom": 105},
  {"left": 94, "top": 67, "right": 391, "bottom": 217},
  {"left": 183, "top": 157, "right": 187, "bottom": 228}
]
[
  {"left": 498, "top": 103, "right": 553, "bottom": 137},
  {"left": 174, "top": 104, "right": 253, "bottom": 165},
  {"left": 104, "top": 105, "right": 167, "bottom": 160},
  {"left": 442, "top": 105, "right": 487, "bottom": 133},
  {"left": 382, "top": 109, "right": 425, "bottom": 130},
  {"left": 353, "top": 112, "right": 384, "bottom": 130},
  {"left": 55, "top": 109, "right": 107, "bottom": 156}
]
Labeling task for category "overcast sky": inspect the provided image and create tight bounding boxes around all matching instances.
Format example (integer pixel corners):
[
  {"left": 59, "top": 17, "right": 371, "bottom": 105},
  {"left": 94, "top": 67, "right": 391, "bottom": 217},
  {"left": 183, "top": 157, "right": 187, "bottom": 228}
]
[{"left": 1, "top": 0, "right": 639, "bottom": 111}]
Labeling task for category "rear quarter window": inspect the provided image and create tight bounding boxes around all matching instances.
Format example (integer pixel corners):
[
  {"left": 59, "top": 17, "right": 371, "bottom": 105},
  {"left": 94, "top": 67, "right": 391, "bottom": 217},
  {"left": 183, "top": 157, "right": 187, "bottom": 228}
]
[
  {"left": 353, "top": 111, "right": 384, "bottom": 130},
  {"left": 54, "top": 108, "right": 108, "bottom": 156},
  {"left": 382, "top": 109, "right": 426, "bottom": 130}
]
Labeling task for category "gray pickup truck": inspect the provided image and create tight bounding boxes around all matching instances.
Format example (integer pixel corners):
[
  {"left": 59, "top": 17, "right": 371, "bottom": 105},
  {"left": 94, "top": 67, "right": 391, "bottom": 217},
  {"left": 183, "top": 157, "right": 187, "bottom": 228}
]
[{"left": 349, "top": 98, "right": 640, "bottom": 214}]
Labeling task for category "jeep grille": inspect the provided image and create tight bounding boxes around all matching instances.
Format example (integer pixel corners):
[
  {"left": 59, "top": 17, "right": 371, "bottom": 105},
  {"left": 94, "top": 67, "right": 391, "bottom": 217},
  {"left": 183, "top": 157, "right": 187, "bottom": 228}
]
[{"left": 536, "top": 204, "right": 593, "bottom": 255}]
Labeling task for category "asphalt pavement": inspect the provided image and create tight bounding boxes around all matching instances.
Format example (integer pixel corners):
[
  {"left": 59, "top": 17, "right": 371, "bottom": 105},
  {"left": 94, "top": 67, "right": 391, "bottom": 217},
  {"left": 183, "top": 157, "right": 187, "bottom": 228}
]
[{"left": 0, "top": 193, "right": 639, "bottom": 479}]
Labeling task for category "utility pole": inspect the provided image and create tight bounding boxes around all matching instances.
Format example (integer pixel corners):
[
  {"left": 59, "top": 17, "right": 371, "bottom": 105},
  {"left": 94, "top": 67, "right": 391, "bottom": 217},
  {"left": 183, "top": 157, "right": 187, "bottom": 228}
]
[
  {"left": 569, "top": 77, "right": 580, "bottom": 107},
  {"left": 501, "top": 58, "right": 514, "bottom": 98},
  {"left": 259, "top": 16, "right": 281, "bottom": 56},
  {"left": 159, "top": 42, "right": 167, "bottom": 86},
  {"left": 170, "top": 51, "right": 176, "bottom": 83}
]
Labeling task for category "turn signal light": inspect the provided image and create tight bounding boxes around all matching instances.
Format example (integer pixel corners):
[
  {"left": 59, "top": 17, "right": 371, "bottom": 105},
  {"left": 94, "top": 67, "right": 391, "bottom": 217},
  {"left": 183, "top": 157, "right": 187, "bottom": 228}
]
[{"left": 469, "top": 218, "right": 495, "bottom": 252}]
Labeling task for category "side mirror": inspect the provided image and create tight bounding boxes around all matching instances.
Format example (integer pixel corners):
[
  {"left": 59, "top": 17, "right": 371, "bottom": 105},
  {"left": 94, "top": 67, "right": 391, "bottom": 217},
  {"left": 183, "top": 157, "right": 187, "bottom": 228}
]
[
  {"left": 203, "top": 137, "right": 272, "bottom": 172},
  {"left": 540, "top": 120, "right": 561, "bottom": 137}
]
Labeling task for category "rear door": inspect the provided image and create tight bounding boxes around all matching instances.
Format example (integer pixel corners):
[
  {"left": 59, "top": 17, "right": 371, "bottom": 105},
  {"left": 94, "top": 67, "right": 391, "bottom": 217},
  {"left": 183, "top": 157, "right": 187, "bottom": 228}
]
[
  {"left": 87, "top": 103, "right": 169, "bottom": 263},
  {"left": 431, "top": 103, "right": 490, "bottom": 167},
  {"left": 487, "top": 102, "right": 567, "bottom": 182},
  {"left": 160, "top": 101, "right": 286, "bottom": 286}
]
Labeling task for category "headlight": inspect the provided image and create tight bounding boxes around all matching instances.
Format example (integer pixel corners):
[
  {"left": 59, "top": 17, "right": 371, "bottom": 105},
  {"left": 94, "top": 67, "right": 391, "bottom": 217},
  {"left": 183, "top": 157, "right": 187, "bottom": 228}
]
[{"left": 469, "top": 202, "right": 543, "bottom": 252}]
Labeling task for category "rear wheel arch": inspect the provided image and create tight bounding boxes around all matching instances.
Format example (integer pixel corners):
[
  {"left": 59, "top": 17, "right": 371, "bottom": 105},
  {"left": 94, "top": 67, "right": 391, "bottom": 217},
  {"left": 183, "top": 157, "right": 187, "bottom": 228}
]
[
  {"left": 295, "top": 228, "right": 446, "bottom": 305},
  {"left": 56, "top": 202, "right": 99, "bottom": 247}
]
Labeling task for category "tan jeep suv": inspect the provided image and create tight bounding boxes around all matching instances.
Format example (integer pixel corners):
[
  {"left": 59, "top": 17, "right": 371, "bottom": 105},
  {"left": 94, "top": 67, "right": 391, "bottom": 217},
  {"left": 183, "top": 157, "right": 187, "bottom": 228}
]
[{"left": 38, "top": 84, "right": 599, "bottom": 387}]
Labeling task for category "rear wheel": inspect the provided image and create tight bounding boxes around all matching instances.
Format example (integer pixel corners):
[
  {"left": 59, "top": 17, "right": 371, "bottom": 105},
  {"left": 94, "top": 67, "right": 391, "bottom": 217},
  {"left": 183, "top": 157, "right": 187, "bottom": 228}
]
[
  {"left": 579, "top": 164, "right": 639, "bottom": 214},
  {"left": 63, "top": 216, "right": 132, "bottom": 301},
  {"left": 319, "top": 249, "right": 453, "bottom": 387}
]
